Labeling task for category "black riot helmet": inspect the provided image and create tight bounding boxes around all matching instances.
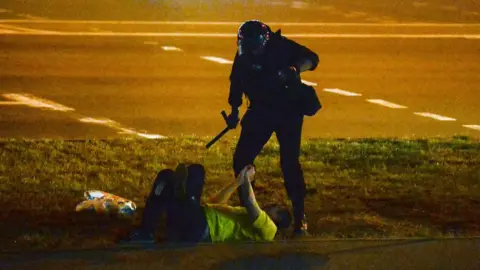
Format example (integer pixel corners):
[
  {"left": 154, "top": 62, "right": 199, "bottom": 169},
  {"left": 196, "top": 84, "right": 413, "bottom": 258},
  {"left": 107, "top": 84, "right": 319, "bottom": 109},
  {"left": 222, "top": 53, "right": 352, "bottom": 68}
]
[{"left": 237, "top": 20, "right": 272, "bottom": 56}]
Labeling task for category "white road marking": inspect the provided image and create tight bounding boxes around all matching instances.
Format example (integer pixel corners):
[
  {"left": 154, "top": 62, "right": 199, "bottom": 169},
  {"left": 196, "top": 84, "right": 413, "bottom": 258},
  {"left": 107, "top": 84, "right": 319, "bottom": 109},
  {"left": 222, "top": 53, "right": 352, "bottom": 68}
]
[
  {"left": 201, "top": 56, "right": 233, "bottom": 64},
  {"left": 366, "top": 99, "right": 408, "bottom": 109},
  {"left": 81, "top": 118, "right": 166, "bottom": 139},
  {"left": 2, "top": 20, "right": 479, "bottom": 27},
  {"left": 0, "top": 23, "right": 56, "bottom": 33},
  {"left": 118, "top": 128, "right": 137, "bottom": 135},
  {"left": 161, "top": 46, "right": 182, "bottom": 51},
  {"left": 2, "top": 93, "right": 166, "bottom": 139},
  {"left": 0, "top": 101, "right": 23, "bottom": 105},
  {"left": 143, "top": 41, "right": 158, "bottom": 45},
  {"left": 463, "top": 125, "right": 480, "bottom": 131},
  {"left": 414, "top": 112, "right": 456, "bottom": 121},
  {"left": 291, "top": 1, "right": 308, "bottom": 9},
  {"left": 0, "top": 29, "right": 15, "bottom": 34},
  {"left": 79, "top": 117, "right": 116, "bottom": 125},
  {"left": 2, "top": 93, "right": 74, "bottom": 111},
  {"left": 1, "top": 31, "right": 478, "bottom": 39},
  {"left": 137, "top": 133, "right": 166, "bottom": 139},
  {"left": 0, "top": 9, "right": 12, "bottom": 13},
  {"left": 323, "top": 88, "right": 362, "bottom": 96},
  {"left": 301, "top": 80, "right": 317, "bottom": 86}
]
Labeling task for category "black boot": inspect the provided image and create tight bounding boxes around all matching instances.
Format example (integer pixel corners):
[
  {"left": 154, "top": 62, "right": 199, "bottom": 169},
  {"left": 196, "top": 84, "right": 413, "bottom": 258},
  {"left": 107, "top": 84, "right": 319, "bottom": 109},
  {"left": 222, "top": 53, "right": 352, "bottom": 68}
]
[
  {"left": 292, "top": 198, "right": 310, "bottom": 238},
  {"left": 293, "top": 213, "right": 309, "bottom": 237}
]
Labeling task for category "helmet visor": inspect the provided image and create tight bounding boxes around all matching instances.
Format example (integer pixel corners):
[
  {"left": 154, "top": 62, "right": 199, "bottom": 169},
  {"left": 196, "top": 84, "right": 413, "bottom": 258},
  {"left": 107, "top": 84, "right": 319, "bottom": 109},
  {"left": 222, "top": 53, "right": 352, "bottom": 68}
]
[{"left": 237, "top": 36, "right": 267, "bottom": 56}]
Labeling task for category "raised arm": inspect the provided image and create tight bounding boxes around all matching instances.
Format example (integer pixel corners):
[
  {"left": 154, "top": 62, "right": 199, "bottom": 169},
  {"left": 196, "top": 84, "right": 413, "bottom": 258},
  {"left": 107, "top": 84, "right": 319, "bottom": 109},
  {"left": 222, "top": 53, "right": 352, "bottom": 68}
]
[
  {"left": 207, "top": 176, "right": 242, "bottom": 204},
  {"left": 207, "top": 165, "right": 259, "bottom": 218},
  {"left": 238, "top": 165, "right": 262, "bottom": 222},
  {"left": 285, "top": 36, "right": 319, "bottom": 73}
]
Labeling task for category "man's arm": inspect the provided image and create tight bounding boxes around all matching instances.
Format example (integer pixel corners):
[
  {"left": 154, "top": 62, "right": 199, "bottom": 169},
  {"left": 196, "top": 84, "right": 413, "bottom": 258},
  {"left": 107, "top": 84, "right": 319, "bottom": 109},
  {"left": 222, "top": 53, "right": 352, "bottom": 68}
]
[
  {"left": 285, "top": 37, "right": 320, "bottom": 73},
  {"left": 228, "top": 53, "right": 244, "bottom": 109},
  {"left": 208, "top": 175, "right": 242, "bottom": 204},
  {"left": 238, "top": 169, "right": 262, "bottom": 222}
]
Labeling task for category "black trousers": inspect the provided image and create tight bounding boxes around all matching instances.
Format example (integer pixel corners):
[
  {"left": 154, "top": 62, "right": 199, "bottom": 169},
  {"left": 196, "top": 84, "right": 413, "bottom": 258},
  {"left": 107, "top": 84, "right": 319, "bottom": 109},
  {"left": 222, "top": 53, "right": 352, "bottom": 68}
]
[
  {"left": 140, "top": 165, "right": 210, "bottom": 243},
  {"left": 233, "top": 107, "right": 306, "bottom": 225}
]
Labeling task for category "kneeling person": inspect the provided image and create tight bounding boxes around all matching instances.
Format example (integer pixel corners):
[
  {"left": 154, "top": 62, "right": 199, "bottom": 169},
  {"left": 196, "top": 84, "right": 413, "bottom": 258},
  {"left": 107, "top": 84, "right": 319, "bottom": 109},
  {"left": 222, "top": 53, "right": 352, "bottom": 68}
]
[{"left": 128, "top": 163, "right": 291, "bottom": 243}]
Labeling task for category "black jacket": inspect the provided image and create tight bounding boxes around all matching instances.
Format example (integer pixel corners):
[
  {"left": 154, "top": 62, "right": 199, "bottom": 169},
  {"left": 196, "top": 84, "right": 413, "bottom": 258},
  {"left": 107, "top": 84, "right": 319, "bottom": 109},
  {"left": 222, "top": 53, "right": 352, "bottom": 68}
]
[{"left": 228, "top": 30, "right": 319, "bottom": 111}]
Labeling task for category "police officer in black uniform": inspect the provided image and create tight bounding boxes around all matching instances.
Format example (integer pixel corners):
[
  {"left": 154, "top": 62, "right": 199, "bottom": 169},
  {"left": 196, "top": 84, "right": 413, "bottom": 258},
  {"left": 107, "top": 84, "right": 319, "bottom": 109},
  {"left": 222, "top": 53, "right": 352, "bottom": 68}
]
[{"left": 225, "top": 20, "right": 319, "bottom": 237}]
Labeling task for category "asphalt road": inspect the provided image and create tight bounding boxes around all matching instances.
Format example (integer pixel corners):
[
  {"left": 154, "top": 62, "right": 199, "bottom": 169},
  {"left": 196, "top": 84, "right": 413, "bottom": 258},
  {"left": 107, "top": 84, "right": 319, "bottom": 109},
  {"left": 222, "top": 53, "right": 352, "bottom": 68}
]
[
  {"left": 1, "top": 20, "right": 479, "bottom": 139},
  {"left": 1, "top": 0, "right": 480, "bottom": 23},
  {"left": 1, "top": 238, "right": 480, "bottom": 270}
]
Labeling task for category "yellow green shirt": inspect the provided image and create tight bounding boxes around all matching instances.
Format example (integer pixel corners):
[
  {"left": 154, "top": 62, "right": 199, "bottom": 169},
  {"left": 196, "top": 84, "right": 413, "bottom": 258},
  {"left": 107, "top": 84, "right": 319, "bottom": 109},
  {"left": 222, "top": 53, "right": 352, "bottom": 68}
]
[{"left": 203, "top": 203, "right": 277, "bottom": 242}]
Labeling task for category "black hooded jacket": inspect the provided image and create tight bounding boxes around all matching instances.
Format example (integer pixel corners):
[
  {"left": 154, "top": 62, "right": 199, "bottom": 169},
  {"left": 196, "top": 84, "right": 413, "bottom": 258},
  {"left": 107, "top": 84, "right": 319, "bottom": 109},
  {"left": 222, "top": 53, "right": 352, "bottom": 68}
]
[{"left": 228, "top": 30, "right": 319, "bottom": 111}]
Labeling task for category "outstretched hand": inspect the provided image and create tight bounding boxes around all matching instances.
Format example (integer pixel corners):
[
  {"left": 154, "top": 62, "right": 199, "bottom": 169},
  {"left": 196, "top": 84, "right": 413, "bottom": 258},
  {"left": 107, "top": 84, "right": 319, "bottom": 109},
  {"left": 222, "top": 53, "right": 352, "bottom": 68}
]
[{"left": 237, "top": 165, "right": 255, "bottom": 186}]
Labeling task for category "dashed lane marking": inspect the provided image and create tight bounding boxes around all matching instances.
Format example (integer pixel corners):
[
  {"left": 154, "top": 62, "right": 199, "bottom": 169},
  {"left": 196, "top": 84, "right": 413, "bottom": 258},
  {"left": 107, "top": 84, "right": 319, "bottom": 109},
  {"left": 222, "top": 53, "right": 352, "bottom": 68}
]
[
  {"left": 414, "top": 112, "right": 456, "bottom": 121},
  {"left": 291, "top": 1, "right": 309, "bottom": 9},
  {"left": 79, "top": 117, "right": 167, "bottom": 139},
  {"left": 2, "top": 93, "right": 74, "bottom": 111},
  {"left": 78, "top": 117, "right": 116, "bottom": 125},
  {"left": 137, "top": 133, "right": 166, "bottom": 139},
  {"left": 201, "top": 56, "right": 233, "bottom": 64},
  {"left": 161, "top": 46, "right": 182, "bottom": 51},
  {"left": 366, "top": 99, "right": 408, "bottom": 109},
  {"left": 323, "top": 88, "right": 362, "bottom": 96},
  {"left": 1, "top": 94, "right": 166, "bottom": 139},
  {"left": 301, "top": 80, "right": 317, "bottom": 86},
  {"left": 463, "top": 125, "right": 480, "bottom": 131}
]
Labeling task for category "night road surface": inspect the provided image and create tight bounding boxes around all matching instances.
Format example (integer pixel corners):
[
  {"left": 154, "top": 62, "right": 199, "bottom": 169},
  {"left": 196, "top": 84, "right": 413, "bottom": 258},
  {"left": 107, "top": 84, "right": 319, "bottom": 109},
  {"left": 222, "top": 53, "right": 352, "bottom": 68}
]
[{"left": 1, "top": 20, "right": 479, "bottom": 139}]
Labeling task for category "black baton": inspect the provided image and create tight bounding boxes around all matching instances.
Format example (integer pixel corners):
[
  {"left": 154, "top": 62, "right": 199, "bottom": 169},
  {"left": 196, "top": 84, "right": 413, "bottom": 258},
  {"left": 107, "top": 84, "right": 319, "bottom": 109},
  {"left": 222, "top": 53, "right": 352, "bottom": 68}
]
[{"left": 206, "top": 111, "right": 230, "bottom": 149}]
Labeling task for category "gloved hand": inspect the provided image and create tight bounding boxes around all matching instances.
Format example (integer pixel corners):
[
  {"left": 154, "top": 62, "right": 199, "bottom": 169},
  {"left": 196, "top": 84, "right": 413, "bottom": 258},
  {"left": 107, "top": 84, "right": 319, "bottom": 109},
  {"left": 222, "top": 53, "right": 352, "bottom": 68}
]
[
  {"left": 277, "top": 66, "right": 299, "bottom": 84},
  {"left": 226, "top": 107, "right": 240, "bottom": 129}
]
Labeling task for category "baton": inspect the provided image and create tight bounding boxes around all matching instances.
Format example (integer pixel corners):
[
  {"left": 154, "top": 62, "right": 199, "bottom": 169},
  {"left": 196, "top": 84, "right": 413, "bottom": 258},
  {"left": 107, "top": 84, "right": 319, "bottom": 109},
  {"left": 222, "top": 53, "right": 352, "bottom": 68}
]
[{"left": 206, "top": 111, "right": 230, "bottom": 149}]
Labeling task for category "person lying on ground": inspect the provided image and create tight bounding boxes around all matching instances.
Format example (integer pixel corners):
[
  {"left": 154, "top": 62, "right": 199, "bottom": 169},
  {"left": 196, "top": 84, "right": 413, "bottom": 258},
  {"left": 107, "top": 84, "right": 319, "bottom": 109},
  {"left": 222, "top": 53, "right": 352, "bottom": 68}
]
[{"left": 125, "top": 163, "right": 292, "bottom": 244}]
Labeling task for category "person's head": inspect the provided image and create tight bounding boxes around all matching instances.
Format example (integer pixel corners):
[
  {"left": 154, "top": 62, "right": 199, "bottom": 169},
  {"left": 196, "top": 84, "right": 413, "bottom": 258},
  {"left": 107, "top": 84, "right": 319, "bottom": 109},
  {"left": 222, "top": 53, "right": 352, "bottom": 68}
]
[
  {"left": 237, "top": 20, "right": 272, "bottom": 57},
  {"left": 264, "top": 204, "right": 292, "bottom": 230}
]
